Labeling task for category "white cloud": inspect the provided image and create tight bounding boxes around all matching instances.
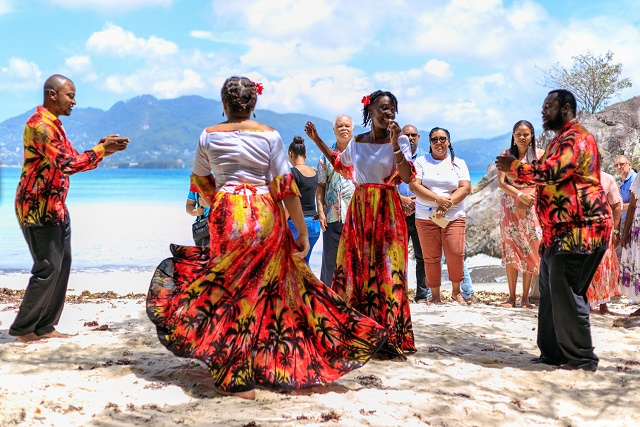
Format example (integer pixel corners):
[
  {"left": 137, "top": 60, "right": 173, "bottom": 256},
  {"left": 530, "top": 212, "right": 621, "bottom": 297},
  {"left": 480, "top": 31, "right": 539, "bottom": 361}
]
[
  {"left": 0, "top": 57, "right": 42, "bottom": 91},
  {"left": 86, "top": 23, "right": 178, "bottom": 57},
  {"left": 423, "top": 60, "right": 452, "bottom": 79},
  {"left": 0, "top": 0, "right": 13, "bottom": 15},
  {"left": 103, "top": 68, "right": 206, "bottom": 98},
  {"left": 65, "top": 55, "right": 92, "bottom": 73},
  {"left": 46, "top": 0, "right": 173, "bottom": 13}
]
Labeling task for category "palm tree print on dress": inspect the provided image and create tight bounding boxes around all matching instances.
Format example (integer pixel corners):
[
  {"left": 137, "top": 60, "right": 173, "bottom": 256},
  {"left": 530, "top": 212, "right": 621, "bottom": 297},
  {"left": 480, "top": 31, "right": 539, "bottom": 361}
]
[{"left": 147, "top": 173, "right": 388, "bottom": 392}]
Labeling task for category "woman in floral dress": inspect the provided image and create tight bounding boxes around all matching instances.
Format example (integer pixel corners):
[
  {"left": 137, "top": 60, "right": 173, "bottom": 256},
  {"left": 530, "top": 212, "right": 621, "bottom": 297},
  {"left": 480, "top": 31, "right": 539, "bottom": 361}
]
[
  {"left": 146, "top": 77, "right": 388, "bottom": 399},
  {"left": 621, "top": 172, "right": 640, "bottom": 316},
  {"left": 305, "top": 90, "right": 416, "bottom": 360},
  {"left": 497, "top": 120, "right": 543, "bottom": 308},
  {"left": 586, "top": 170, "right": 622, "bottom": 315}
]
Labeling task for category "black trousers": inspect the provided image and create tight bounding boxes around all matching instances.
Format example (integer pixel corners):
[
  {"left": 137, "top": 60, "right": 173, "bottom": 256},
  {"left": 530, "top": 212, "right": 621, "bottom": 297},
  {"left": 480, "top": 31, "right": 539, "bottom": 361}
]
[
  {"left": 537, "top": 246, "right": 606, "bottom": 370},
  {"left": 406, "top": 214, "right": 428, "bottom": 301},
  {"left": 320, "top": 221, "right": 344, "bottom": 287},
  {"left": 9, "top": 222, "right": 72, "bottom": 337}
]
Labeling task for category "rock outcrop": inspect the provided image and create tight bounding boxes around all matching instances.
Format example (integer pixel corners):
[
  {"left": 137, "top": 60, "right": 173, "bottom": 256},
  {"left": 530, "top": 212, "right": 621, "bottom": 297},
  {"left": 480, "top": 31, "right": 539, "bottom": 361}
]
[{"left": 465, "top": 95, "right": 640, "bottom": 257}]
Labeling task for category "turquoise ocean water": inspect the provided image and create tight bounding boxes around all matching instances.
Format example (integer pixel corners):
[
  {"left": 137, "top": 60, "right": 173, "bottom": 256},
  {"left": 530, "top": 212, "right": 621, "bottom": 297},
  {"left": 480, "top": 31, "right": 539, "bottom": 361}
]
[{"left": 0, "top": 167, "right": 486, "bottom": 272}]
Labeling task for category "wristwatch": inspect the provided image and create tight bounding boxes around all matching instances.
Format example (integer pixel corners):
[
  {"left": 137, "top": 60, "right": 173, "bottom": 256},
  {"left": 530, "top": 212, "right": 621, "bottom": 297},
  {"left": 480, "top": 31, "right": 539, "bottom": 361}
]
[
  {"left": 613, "top": 230, "right": 620, "bottom": 235},
  {"left": 516, "top": 191, "right": 523, "bottom": 198}
]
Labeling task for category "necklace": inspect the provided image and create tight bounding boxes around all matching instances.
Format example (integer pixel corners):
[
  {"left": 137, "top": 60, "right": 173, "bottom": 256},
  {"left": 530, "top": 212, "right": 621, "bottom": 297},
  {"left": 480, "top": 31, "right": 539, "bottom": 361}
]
[{"left": 293, "top": 162, "right": 306, "bottom": 166}]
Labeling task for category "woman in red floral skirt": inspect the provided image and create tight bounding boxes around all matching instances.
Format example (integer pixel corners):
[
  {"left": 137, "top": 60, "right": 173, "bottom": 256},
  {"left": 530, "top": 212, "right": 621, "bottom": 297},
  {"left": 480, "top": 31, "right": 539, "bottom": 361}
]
[
  {"left": 146, "top": 77, "right": 388, "bottom": 399},
  {"left": 305, "top": 91, "right": 416, "bottom": 359}
]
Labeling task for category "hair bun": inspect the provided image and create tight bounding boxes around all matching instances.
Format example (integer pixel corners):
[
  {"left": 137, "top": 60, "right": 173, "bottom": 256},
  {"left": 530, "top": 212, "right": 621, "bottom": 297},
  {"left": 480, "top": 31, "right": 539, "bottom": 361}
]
[{"left": 292, "top": 135, "right": 305, "bottom": 145}]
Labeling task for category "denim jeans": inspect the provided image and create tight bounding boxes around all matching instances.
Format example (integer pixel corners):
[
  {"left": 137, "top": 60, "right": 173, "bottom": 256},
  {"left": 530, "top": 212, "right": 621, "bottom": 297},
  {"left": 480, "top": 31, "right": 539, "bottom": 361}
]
[{"left": 288, "top": 217, "right": 321, "bottom": 265}]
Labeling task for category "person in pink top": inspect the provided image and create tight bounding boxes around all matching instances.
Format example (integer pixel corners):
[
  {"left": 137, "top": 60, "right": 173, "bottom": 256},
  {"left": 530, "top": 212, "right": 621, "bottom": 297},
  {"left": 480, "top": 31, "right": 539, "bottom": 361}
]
[{"left": 586, "top": 170, "right": 623, "bottom": 315}]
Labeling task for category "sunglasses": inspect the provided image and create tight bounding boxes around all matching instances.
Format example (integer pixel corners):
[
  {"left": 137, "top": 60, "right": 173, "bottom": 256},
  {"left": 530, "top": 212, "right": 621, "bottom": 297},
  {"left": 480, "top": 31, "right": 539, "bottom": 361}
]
[
  {"left": 404, "top": 133, "right": 419, "bottom": 137},
  {"left": 430, "top": 136, "right": 448, "bottom": 143},
  {"left": 615, "top": 163, "right": 628, "bottom": 168}
]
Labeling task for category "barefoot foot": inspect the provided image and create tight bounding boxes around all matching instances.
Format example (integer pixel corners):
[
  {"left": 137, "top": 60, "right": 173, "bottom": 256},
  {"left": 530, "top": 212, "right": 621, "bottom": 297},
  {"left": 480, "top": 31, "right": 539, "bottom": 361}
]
[
  {"left": 521, "top": 299, "right": 534, "bottom": 309},
  {"left": 452, "top": 293, "right": 468, "bottom": 306},
  {"left": 215, "top": 388, "right": 256, "bottom": 400},
  {"left": 40, "top": 330, "right": 71, "bottom": 339},
  {"left": 500, "top": 298, "right": 516, "bottom": 308},
  {"left": 15, "top": 333, "right": 45, "bottom": 344}
]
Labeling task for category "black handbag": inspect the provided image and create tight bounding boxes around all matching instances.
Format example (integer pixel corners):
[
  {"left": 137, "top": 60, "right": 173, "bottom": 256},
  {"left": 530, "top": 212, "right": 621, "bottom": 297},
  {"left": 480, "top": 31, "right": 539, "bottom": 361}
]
[
  {"left": 191, "top": 196, "right": 210, "bottom": 243},
  {"left": 192, "top": 217, "right": 209, "bottom": 242}
]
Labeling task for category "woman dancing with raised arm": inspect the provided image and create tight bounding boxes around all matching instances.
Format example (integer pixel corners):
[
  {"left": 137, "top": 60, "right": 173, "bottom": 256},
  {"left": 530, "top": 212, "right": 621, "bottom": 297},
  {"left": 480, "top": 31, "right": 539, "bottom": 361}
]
[
  {"left": 305, "top": 90, "right": 416, "bottom": 359},
  {"left": 147, "top": 77, "right": 388, "bottom": 399}
]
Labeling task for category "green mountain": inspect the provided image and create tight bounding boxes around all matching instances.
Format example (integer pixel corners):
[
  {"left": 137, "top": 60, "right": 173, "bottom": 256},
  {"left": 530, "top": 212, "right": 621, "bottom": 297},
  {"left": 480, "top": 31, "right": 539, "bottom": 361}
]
[{"left": 0, "top": 94, "right": 507, "bottom": 171}]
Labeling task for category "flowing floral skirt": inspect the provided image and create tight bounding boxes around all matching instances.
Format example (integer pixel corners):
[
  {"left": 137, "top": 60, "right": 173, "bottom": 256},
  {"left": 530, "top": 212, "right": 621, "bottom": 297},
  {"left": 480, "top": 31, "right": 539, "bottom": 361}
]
[
  {"left": 586, "top": 231, "right": 620, "bottom": 306},
  {"left": 147, "top": 176, "right": 388, "bottom": 392},
  {"left": 500, "top": 193, "right": 542, "bottom": 274},
  {"left": 620, "top": 211, "right": 640, "bottom": 301},
  {"left": 332, "top": 184, "right": 416, "bottom": 358}
]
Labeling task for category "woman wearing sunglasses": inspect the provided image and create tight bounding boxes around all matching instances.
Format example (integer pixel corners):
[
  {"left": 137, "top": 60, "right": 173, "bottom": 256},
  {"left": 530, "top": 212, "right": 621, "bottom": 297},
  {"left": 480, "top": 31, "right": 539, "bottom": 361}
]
[{"left": 410, "top": 128, "right": 471, "bottom": 305}]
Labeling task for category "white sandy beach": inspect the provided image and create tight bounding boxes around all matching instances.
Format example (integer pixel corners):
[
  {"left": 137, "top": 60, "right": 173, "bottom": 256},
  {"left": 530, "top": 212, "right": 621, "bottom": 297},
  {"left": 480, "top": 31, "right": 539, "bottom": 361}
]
[{"left": 1, "top": 266, "right": 640, "bottom": 426}]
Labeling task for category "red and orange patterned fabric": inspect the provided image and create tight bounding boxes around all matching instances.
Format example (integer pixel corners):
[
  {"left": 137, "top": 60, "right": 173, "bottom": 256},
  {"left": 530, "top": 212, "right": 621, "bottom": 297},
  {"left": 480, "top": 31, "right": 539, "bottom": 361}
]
[
  {"left": 331, "top": 183, "right": 416, "bottom": 358},
  {"left": 147, "top": 173, "right": 388, "bottom": 392},
  {"left": 15, "top": 106, "right": 105, "bottom": 226},
  {"left": 329, "top": 151, "right": 416, "bottom": 358},
  {"left": 510, "top": 119, "right": 612, "bottom": 254}
]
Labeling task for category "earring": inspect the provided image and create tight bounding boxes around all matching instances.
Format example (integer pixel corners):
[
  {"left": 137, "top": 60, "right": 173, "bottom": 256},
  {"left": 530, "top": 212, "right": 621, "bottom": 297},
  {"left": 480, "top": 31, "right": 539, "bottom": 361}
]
[
  {"left": 253, "top": 111, "right": 256, "bottom": 118},
  {"left": 222, "top": 111, "right": 225, "bottom": 117}
]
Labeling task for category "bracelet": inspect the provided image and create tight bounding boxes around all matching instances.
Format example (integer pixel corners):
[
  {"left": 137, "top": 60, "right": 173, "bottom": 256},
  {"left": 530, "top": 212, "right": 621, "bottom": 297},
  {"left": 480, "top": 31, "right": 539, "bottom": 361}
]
[
  {"left": 613, "top": 229, "right": 620, "bottom": 235},
  {"left": 516, "top": 191, "right": 523, "bottom": 198},
  {"left": 396, "top": 157, "right": 405, "bottom": 165},
  {"left": 393, "top": 147, "right": 402, "bottom": 155},
  {"left": 434, "top": 196, "right": 439, "bottom": 203}
]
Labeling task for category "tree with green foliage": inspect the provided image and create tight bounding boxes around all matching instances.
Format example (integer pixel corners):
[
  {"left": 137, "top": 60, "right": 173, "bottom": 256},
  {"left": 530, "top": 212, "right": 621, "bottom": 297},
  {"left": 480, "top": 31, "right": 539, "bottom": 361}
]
[{"left": 541, "top": 50, "right": 632, "bottom": 113}]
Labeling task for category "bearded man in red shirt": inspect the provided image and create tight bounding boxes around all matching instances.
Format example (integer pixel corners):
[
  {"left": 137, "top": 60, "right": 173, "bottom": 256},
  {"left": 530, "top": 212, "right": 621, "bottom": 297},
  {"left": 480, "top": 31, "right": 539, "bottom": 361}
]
[{"left": 496, "top": 89, "right": 612, "bottom": 371}]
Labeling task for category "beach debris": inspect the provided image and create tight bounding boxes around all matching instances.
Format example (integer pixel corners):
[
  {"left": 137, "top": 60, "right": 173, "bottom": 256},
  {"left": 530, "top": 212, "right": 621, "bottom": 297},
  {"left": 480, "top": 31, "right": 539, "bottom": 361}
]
[
  {"left": 613, "top": 316, "right": 640, "bottom": 328},
  {"left": 356, "top": 375, "right": 386, "bottom": 389},
  {"left": 320, "top": 410, "right": 340, "bottom": 422},
  {"left": 428, "top": 345, "right": 462, "bottom": 357},
  {"left": 83, "top": 320, "right": 99, "bottom": 327}
]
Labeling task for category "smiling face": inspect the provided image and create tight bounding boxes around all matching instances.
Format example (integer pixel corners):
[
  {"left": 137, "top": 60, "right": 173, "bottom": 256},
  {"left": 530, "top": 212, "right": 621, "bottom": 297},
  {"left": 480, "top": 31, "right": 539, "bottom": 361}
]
[
  {"left": 429, "top": 129, "right": 450, "bottom": 160},
  {"left": 47, "top": 79, "right": 76, "bottom": 117},
  {"left": 512, "top": 124, "right": 533, "bottom": 156},
  {"left": 333, "top": 115, "right": 353, "bottom": 144},
  {"left": 368, "top": 95, "right": 396, "bottom": 131}
]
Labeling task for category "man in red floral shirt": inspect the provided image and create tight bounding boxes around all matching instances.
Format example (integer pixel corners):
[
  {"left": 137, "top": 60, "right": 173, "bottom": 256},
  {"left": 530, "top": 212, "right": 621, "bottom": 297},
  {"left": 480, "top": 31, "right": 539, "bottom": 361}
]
[
  {"left": 10, "top": 74, "right": 129, "bottom": 343},
  {"left": 496, "top": 89, "right": 612, "bottom": 371}
]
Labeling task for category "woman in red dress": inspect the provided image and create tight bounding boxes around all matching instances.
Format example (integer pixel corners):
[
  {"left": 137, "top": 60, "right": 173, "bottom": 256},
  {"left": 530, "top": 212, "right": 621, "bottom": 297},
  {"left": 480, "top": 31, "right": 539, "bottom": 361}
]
[
  {"left": 147, "top": 77, "right": 388, "bottom": 399},
  {"left": 305, "top": 91, "right": 416, "bottom": 359}
]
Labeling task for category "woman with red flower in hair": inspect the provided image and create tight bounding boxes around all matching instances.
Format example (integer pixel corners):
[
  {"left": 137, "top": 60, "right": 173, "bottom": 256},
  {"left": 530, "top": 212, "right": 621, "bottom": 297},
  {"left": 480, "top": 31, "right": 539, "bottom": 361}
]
[
  {"left": 147, "top": 77, "right": 388, "bottom": 399},
  {"left": 305, "top": 90, "right": 417, "bottom": 359}
]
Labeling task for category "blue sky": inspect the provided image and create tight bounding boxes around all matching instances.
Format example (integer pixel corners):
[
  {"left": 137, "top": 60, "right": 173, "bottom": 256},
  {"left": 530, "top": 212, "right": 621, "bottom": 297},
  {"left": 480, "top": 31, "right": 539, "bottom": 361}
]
[{"left": 1, "top": 0, "right": 639, "bottom": 139}]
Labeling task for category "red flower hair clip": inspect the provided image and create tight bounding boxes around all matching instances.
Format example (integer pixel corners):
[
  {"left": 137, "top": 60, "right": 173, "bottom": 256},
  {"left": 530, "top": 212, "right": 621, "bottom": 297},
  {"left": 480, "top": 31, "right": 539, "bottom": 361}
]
[
  {"left": 253, "top": 82, "right": 264, "bottom": 95},
  {"left": 361, "top": 95, "right": 370, "bottom": 106}
]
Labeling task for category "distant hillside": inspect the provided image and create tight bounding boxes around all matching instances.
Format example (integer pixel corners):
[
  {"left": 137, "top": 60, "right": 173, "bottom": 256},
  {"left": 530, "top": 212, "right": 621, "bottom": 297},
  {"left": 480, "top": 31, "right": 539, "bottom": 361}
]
[{"left": 0, "top": 94, "right": 508, "bottom": 171}]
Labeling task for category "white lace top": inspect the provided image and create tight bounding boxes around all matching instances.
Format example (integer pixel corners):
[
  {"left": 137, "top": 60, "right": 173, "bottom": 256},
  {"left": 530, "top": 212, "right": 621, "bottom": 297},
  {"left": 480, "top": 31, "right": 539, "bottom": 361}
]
[
  {"left": 337, "top": 135, "right": 412, "bottom": 184},
  {"left": 192, "top": 129, "right": 290, "bottom": 194}
]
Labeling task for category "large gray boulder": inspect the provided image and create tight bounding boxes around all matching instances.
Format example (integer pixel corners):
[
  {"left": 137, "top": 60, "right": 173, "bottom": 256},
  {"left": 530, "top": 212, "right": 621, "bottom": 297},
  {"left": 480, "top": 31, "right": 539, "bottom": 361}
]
[{"left": 465, "top": 95, "right": 640, "bottom": 257}]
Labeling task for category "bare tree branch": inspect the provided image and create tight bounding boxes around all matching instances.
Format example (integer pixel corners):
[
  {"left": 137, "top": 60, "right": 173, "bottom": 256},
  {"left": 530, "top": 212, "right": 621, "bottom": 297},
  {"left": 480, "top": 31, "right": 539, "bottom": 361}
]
[{"left": 540, "top": 50, "right": 632, "bottom": 113}]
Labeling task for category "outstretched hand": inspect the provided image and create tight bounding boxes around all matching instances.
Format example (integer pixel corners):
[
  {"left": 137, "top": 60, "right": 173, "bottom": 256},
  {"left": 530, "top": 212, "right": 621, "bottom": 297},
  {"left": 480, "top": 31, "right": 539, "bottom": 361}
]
[
  {"left": 495, "top": 149, "right": 517, "bottom": 172},
  {"left": 101, "top": 134, "right": 130, "bottom": 156},
  {"left": 304, "top": 121, "right": 319, "bottom": 141}
]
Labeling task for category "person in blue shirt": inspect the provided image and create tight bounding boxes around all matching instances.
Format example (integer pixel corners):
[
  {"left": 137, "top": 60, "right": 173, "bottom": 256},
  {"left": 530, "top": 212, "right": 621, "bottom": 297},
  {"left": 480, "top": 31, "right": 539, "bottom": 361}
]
[
  {"left": 399, "top": 124, "right": 475, "bottom": 303},
  {"left": 186, "top": 189, "right": 210, "bottom": 246},
  {"left": 616, "top": 155, "right": 637, "bottom": 226}
]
